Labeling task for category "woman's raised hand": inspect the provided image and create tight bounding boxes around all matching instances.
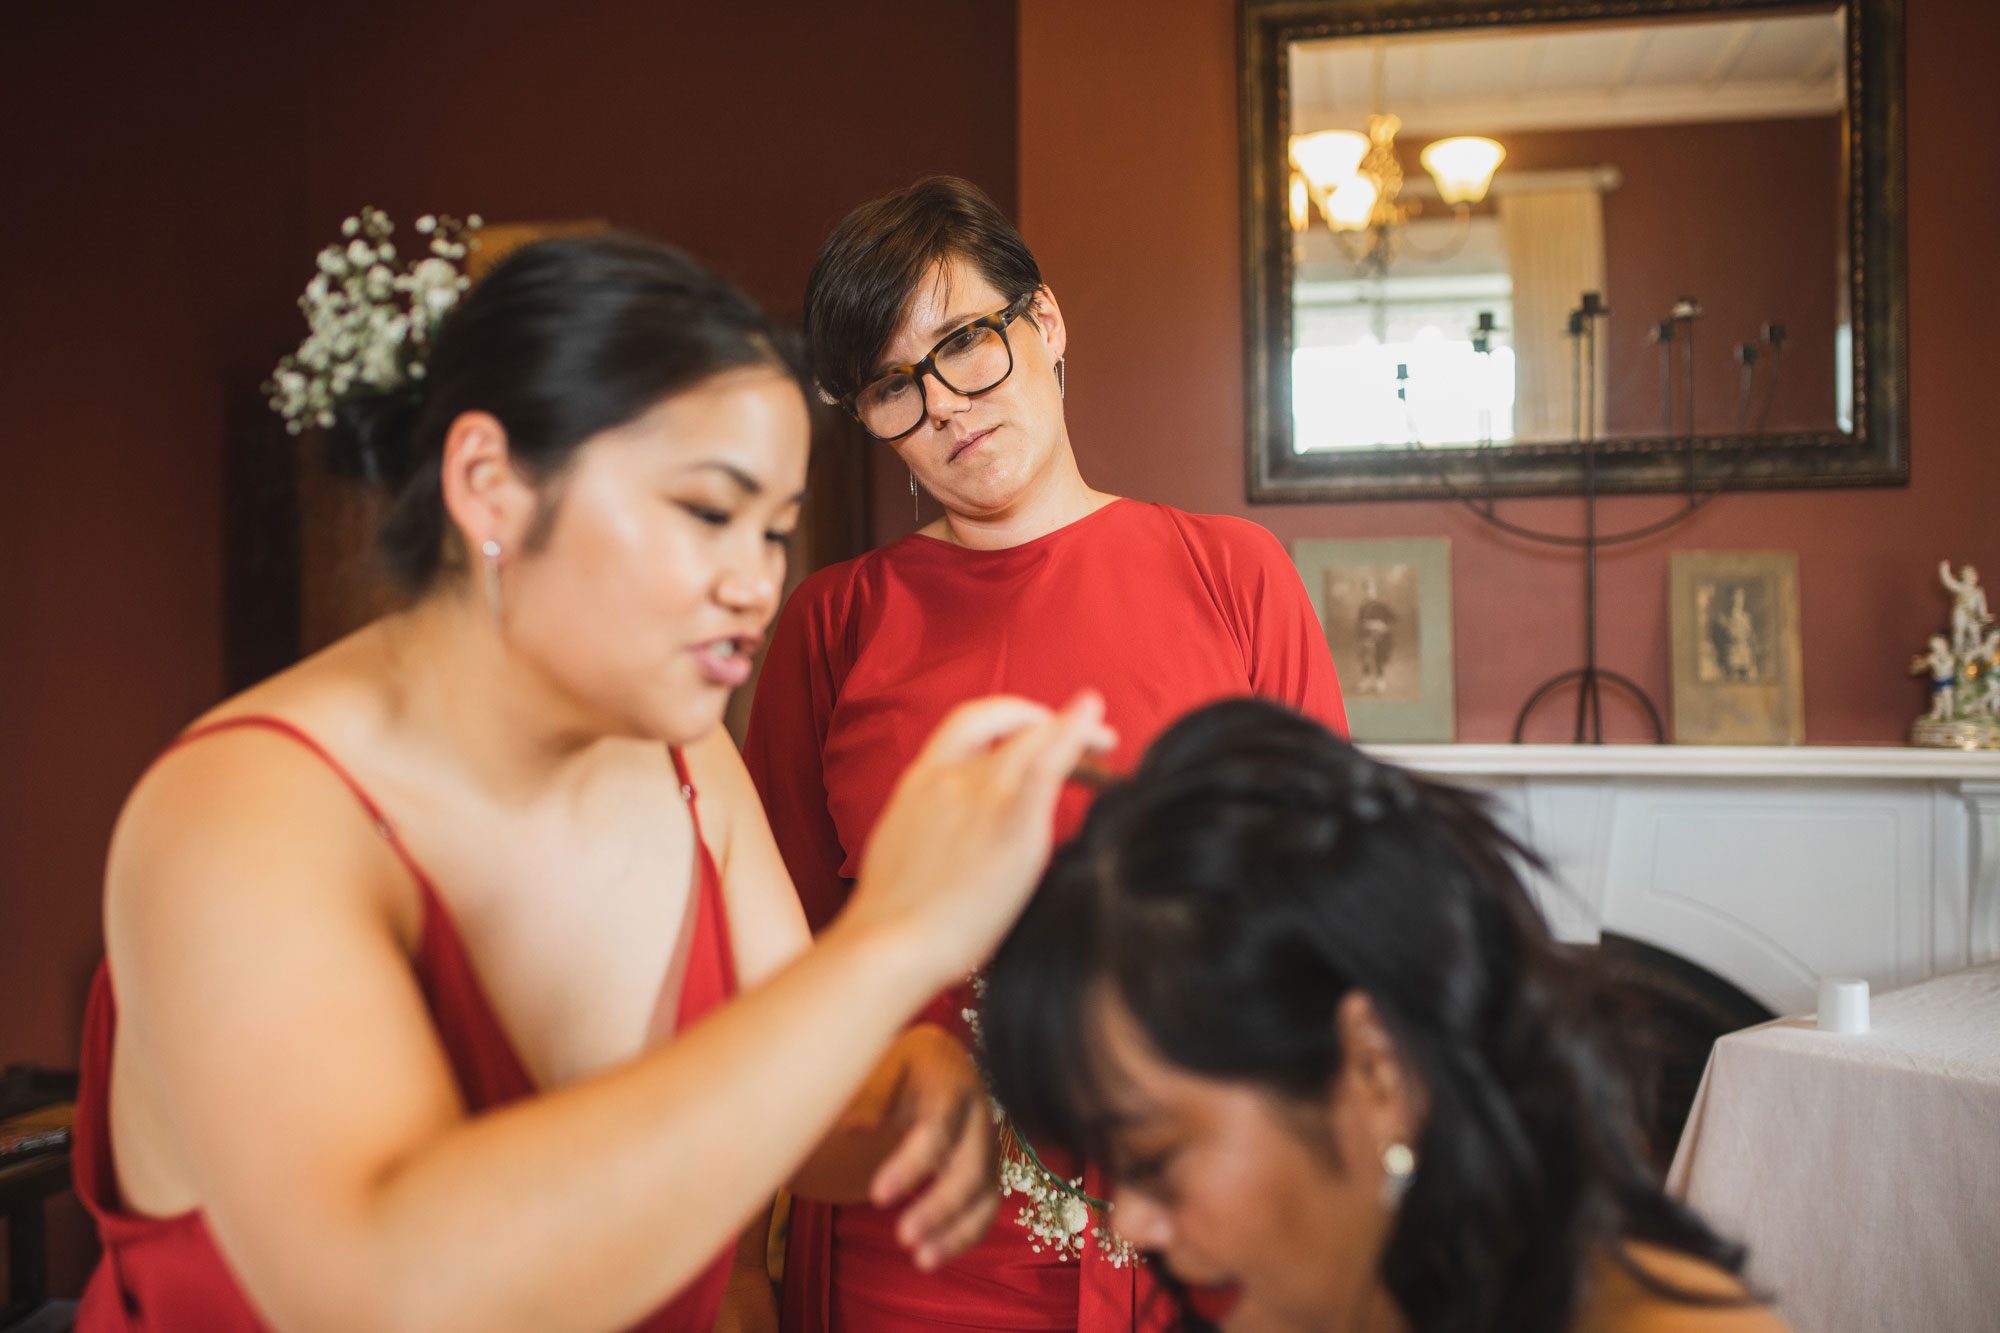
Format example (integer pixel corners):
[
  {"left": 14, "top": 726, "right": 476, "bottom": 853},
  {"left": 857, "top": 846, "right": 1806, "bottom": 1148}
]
[{"left": 845, "top": 691, "right": 1113, "bottom": 988}]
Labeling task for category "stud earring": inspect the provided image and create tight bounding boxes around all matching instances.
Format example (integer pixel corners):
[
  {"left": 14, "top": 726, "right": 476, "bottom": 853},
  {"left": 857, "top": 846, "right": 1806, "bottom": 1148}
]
[
  {"left": 1057, "top": 357, "right": 1066, "bottom": 400},
  {"left": 1380, "top": 1141, "right": 1416, "bottom": 1209},
  {"left": 480, "top": 539, "right": 503, "bottom": 625}
]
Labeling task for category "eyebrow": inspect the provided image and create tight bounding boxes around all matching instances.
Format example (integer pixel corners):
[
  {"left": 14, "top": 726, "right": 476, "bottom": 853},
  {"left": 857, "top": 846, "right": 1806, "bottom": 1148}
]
[
  {"left": 689, "top": 461, "right": 807, "bottom": 504},
  {"left": 923, "top": 307, "right": 987, "bottom": 342},
  {"left": 868, "top": 307, "right": 989, "bottom": 380}
]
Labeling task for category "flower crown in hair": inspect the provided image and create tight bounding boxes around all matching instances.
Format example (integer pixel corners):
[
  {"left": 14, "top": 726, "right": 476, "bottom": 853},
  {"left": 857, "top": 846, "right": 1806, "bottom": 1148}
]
[{"left": 264, "top": 207, "right": 484, "bottom": 434}]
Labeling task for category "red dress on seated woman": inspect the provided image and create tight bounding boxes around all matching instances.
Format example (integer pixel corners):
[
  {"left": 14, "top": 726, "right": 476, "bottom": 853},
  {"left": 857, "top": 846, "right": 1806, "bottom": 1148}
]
[
  {"left": 745, "top": 500, "right": 1347, "bottom": 1332},
  {"left": 71, "top": 716, "right": 740, "bottom": 1332}
]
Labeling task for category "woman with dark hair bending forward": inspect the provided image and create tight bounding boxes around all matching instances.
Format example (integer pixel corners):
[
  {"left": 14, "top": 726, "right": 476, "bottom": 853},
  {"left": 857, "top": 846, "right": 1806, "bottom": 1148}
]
[
  {"left": 982, "top": 699, "right": 1795, "bottom": 1333},
  {"left": 70, "top": 232, "right": 1112, "bottom": 1332}
]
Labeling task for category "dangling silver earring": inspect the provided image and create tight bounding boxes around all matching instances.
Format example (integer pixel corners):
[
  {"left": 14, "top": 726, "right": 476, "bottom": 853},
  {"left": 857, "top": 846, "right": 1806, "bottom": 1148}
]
[
  {"left": 480, "top": 539, "right": 504, "bottom": 626},
  {"left": 1056, "top": 357, "right": 1066, "bottom": 399},
  {"left": 1380, "top": 1142, "right": 1416, "bottom": 1209},
  {"left": 910, "top": 468, "right": 920, "bottom": 524}
]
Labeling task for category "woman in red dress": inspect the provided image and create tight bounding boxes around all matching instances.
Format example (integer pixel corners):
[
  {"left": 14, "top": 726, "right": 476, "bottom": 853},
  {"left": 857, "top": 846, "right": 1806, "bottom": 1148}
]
[
  {"left": 743, "top": 178, "right": 1347, "bottom": 1333},
  {"left": 72, "top": 233, "right": 1112, "bottom": 1332}
]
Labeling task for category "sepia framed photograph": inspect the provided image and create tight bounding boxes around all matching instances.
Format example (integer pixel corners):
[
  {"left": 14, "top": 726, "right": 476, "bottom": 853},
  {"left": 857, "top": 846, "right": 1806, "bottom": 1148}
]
[
  {"left": 1668, "top": 550, "right": 1805, "bottom": 745},
  {"left": 1294, "top": 537, "right": 1455, "bottom": 742}
]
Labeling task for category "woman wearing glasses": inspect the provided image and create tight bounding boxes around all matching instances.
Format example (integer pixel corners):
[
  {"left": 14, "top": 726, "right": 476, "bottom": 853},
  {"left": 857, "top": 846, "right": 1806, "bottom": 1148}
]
[{"left": 742, "top": 177, "right": 1346, "bottom": 1333}]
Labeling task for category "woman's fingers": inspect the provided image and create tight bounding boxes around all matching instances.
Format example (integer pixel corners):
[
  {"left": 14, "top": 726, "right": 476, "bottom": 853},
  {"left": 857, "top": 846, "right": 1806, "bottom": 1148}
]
[
  {"left": 911, "top": 1192, "right": 1000, "bottom": 1272},
  {"left": 898, "top": 1100, "right": 1000, "bottom": 1266},
  {"left": 998, "top": 691, "right": 1114, "bottom": 814},
  {"left": 867, "top": 1100, "right": 955, "bottom": 1209},
  {"left": 982, "top": 690, "right": 1104, "bottom": 792},
  {"left": 907, "top": 1150, "right": 1002, "bottom": 1271},
  {"left": 914, "top": 696, "right": 1057, "bottom": 766},
  {"left": 868, "top": 1030, "right": 989, "bottom": 1207},
  {"left": 917, "top": 692, "right": 1113, "bottom": 794},
  {"left": 847, "top": 689, "right": 1117, "bottom": 987}
]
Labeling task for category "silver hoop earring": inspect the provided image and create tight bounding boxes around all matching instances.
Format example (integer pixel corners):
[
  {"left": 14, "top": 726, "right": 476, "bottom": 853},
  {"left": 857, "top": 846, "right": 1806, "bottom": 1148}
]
[
  {"left": 1057, "top": 357, "right": 1066, "bottom": 399},
  {"left": 480, "top": 539, "right": 503, "bottom": 626},
  {"left": 1380, "top": 1141, "right": 1416, "bottom": 1210}
]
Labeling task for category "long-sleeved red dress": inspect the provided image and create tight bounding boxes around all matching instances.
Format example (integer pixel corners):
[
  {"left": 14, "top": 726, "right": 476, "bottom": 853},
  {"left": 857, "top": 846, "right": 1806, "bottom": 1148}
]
[{"left": 743, "top": 499, "right": 1346, "bottom": 1333}]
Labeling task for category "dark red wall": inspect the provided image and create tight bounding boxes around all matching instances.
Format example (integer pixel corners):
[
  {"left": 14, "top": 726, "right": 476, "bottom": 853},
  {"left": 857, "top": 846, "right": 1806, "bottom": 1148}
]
[
  {"left": 1, "top": 7, "right": 303, "bottom": 1070},
  {"left": 1019, "top": 0, "right": 1999, "bottom": 746},
  {"left": 287, "top": 3, "right": 1016, "bottom": 324},
  {"left": 2, "top": 4, "right": 1015, "bottom": 1291}
]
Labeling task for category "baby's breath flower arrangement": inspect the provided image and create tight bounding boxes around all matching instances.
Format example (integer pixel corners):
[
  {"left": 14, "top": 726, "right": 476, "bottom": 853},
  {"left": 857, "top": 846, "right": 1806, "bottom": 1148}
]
[
  {"left": 964, "top": 978, "right": 1139, "bottom": 1267},
  {"left": 264, "top": 207, "right": 483, "bottom": 436}
]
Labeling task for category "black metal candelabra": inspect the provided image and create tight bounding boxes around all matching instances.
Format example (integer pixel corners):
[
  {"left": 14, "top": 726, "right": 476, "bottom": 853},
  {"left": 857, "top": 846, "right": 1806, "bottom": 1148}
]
[{"left": 1411, "top": 292, "right": 1784, "bottom": 743}]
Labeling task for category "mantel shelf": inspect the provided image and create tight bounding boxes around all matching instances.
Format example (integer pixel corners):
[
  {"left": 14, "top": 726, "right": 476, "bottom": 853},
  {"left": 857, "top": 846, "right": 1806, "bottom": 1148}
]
[
  {"left": 1364, "top": 744, "right": 2000, "bottom": 783},
  {"left": 1355, "top": 742, "right": 2000, "bottom": 1014}
]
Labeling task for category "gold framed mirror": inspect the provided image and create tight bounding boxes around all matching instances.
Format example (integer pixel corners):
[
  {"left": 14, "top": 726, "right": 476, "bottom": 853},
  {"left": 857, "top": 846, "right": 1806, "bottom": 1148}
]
[{"left": 1240, "top": 0, "right": 1907, "bottom": 501}]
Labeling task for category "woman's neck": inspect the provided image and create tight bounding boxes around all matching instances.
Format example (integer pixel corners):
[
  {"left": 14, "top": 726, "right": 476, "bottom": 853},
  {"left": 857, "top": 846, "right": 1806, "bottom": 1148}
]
[
  {"left": 369, "top": 588, "right": 639, "bottom": 808},
  {"left": 930, "top": 441, "right": 1117, "bottom": 551}
]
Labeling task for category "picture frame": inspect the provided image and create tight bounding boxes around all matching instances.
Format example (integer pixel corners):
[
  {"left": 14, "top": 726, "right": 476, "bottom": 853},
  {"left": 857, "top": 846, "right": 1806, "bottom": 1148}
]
[
  {"left": 1294, "top": 537, "right": 1455, "bottom": 742},
  {"left": 1668, "top": 550, "right": 1805, "bottom": 744}
]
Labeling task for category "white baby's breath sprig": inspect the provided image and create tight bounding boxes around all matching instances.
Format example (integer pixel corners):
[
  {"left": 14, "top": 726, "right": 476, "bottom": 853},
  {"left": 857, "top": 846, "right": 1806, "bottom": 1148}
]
[
  {"left": 264, "top": 207, "right": 484, "bottom": 435},
  {"left": 963, "top": 977, "right": 1140, "bottom": 1268}
]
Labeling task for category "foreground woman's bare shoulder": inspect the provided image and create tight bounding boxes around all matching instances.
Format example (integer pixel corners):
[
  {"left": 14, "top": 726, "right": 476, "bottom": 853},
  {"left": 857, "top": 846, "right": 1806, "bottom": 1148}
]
[
  {"left": 1580, "top": 1241, "right": 1794, "bottom": 1333},
  {"left": 107, "top": 716, "right": 412, "bottom": 953},
  {"left": 107, "top": 634, "right": 422, "bottom": 958}
]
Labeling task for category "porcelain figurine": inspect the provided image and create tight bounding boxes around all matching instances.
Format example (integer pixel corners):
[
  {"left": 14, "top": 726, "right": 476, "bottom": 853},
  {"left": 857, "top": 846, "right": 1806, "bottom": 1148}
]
[{"left": 1912, "top": 563, "right": 2000, "bottom": 749}]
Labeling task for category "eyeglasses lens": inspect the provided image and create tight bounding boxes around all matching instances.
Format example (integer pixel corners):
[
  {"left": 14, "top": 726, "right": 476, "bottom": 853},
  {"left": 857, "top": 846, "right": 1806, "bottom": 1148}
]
[{"left": 855, "top": 322, "right": 1015, "bottom": 439}]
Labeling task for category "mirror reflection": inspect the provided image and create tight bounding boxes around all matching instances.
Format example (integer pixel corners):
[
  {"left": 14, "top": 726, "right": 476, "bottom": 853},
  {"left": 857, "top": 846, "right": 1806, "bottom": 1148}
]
[{"left": 1286, "top": 8, "right": 1846, "bottom": 453}]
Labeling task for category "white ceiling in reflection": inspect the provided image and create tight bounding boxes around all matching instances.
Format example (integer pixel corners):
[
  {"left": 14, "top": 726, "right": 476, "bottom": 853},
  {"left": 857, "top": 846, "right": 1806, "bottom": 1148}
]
[{"left": 1291, "top": 10, "right": 1846, "bottom": 136}]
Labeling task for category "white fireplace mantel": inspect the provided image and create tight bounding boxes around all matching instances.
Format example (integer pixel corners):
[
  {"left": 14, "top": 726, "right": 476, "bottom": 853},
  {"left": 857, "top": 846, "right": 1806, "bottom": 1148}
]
[{"left": 1366, "top": 744, "right": 2000, "bottom": 1015}]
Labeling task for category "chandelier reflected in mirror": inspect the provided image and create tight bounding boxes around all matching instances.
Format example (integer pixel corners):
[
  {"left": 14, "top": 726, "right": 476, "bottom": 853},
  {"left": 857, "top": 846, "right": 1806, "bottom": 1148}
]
[{"left": 1288, "top": 43, "right": 1505, "bottom": 276}]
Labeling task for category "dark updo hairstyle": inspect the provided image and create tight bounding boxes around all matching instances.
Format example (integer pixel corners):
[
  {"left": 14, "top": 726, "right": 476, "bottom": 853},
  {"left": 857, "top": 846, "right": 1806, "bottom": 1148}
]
[
  {"left": 328, "top": 234, "right": 809, "bottom": 596},
  {"left": 981, "top": 699, "right": 1751, "bottom": 1333},
  {"left": 802, "top": 175, "right": 1041, "bottom": 405}
]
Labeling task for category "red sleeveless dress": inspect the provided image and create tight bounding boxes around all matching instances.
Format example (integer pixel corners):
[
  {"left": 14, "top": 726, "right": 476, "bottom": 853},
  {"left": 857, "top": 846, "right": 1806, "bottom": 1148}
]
[{"left": 71, "top": 716, "right": 741, "bottom": 1332}]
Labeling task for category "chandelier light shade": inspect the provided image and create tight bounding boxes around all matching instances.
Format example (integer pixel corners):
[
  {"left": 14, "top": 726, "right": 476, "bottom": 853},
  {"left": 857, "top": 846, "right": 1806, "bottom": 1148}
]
[
  {"left": 1289, "top": 81, "right": 1505, "bottom": 271},
  {"left": 1290, "top": 129, "right": 1370, "bottom": 194},
  {"left": 1290, "top": 172, "right": 1312, "bottom": 232},
  {"left": 1326, "top": 175, "right": 1380, "bottom": 231},
  {"left": 1419, "top": 136, "right": 1507, "bottom": 205}
]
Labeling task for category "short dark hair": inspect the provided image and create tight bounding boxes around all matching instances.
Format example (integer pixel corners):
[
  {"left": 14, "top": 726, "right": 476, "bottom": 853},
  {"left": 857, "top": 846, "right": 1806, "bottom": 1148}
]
[
  {"left": 328, "top": 233, "right": 807, "bottom": 595},
  {"left": 802, "top": 175, "right": 1041, "bottom": 404},
  {"left": 981, "top": 699, "right": 1751, "bottom": 1333}
]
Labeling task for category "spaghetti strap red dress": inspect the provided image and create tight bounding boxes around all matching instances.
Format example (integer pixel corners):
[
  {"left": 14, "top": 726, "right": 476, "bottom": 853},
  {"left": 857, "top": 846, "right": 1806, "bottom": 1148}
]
[
  {"left": 744, "top": 500, "right": 1347, "bottom": 1333},
  {"left": 71, "top": 715, "right": 741, "bottom": 1332}
]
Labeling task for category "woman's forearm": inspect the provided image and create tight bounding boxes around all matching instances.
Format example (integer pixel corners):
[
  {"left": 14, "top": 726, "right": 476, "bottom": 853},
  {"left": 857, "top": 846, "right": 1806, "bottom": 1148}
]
[{"left": 349, "top": 916, "right": 932, "bottom": 1333}]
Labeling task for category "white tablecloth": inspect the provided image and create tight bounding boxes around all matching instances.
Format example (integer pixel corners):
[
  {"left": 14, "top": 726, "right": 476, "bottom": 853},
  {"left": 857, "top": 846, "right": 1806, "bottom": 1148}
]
[{"left": 1667, "top": 963, "right": 2000, "bottom": 1333}]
